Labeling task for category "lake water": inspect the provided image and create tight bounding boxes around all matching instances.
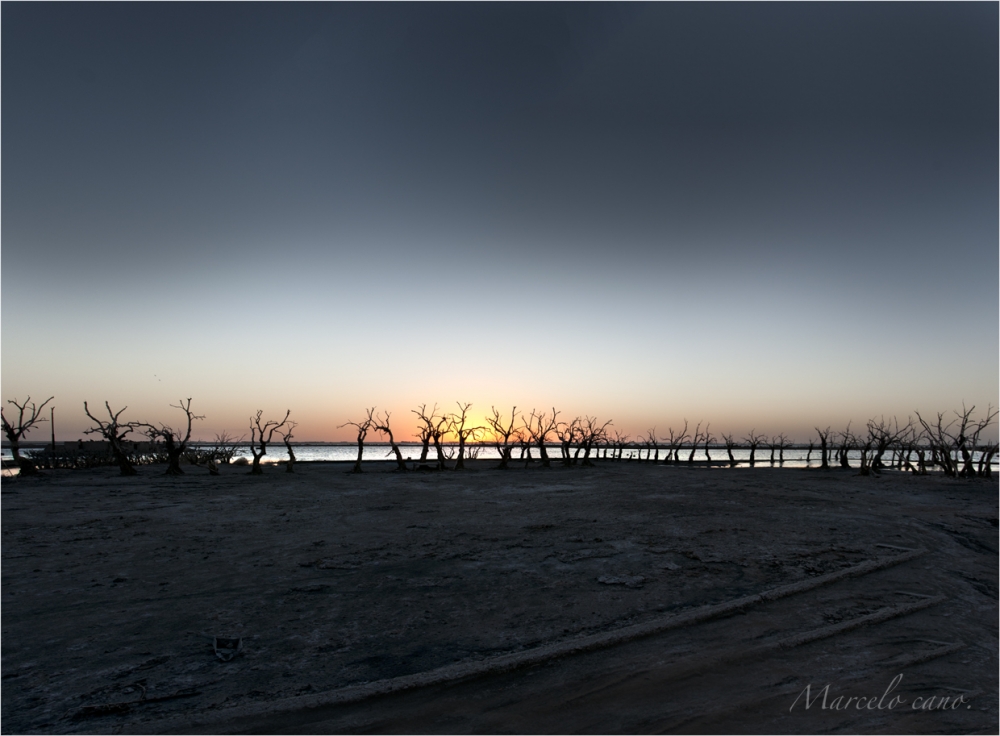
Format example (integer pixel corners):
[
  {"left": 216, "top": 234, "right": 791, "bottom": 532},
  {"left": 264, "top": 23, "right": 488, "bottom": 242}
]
[
  {"left": 6, "top": 444, "right": 991, "bottom": 470},
  {"left": 241, "top": 444, "right": 997, "bottom": 469}
]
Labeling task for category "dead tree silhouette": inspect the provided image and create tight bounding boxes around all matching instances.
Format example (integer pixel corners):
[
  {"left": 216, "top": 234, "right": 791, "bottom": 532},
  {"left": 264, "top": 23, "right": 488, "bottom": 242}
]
[
  {"left": 744, "top": 429, "right": 765, "bottom": 467},
  {"left": 211, "top": 432, "right": 243, "bottom": 466},
  {"left": 917, "top": 404, "right": 998, "bottom": 478},
  {"left": 248, "top": 409, "right": 290, "bottom": 475},
  {"left": 578, "top": 416, "right": 613, "bottom": 466},
  {"left": 190, "top": 431, "right": 243, "bottom": 475},
  {"left": 866, "top": 416, "right": 913, "bottom": 474},
  {"left": 894, "top": 424, "right": 920, "bottom": 474},
  {"left": 515, "top": 428, "right": 533, "bottom": 465},
  {"left": 687, "top": 422, "right": 704, "bottom": 463},
  {"left": 968, "top": 406, "right": 999, "bottom": 478},
  {"left": 411, "top": 404, "right": 436, "bottom": 466},
  {"left": 953, "top": 404, "right": 998, "bottom": 477},
  {"left": 815, "top": 426, "right": 831, "bottom": 469},
  {"left": 448, "top": 402, "right": 482, "bottom": 470},
  {"left": 430, "top": 415, "right": 450, "bottom": 469},
  {"left": 836, "top": 424, "right": 855, "bottom": 469},
  {"left": 611, "top": 430, "right": 630, "bottom": 461},
  {"left": 140, "top": 398, "right": 203, "bottom": 475},
  {"left": 767, "top": 435, "right": 779, "bottom": 466},
  {"left": 642, "top": 427, "right": 660, "bottom": 463},
  {"left": 279, "top": 421, "right": 297, "bottom": 473},
  {"left": 374, "top": 411, "right": 407, "bottom": 471},
  {"left": 557, "top": 417, "right": 581, "bottom": 466},
  {"left": 721, "top": 433, "right": 738, "bottom": 467},
  {"left": 857, "top": 430, "right": 875, "bottom": 476},
  {"left": 524, "top": 409, "right": 559, "bottom": 468},
  {"left": 83, "top": 401, "right": 142, "bottom": 476},
  {"left": 776, "top": 433, "right": 793, "bottom": 465},
  {"left": 486, "top": 406, "right": 519, "bottom": 469},
  {"left": 909, "top": 426, "right": 929, "bottom": 475},
  {"left": 340, "top": 408, "right": 375, "bottom": 474},
  {"left": 412, "top": 404, "right": 449, "bottom": 469},
  {"left": 702, "top": 425, "right": 714, "bottom": 463},
  {"left": 2, "top": 396, "right": 53, "bottom": 476},
  {"left": 664, "top": 422, "right": 689, "bottom": 464}
]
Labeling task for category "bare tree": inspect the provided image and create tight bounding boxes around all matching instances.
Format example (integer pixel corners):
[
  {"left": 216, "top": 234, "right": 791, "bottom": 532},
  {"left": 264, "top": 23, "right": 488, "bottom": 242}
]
[
  {"left": 140, "top": 398, "right": 203, "bottom": 475},
  {"left": 411, "top": 404, "right": 436, "bottom": 466},
  {"left": 557, "top": 416, "right": 581, "bottom": 466},
  {"left": 486, "top": 406, "right": 519, "bottom": 469},
  {"left": 340, "top": 408, "right": 374, "bottom": 474},
  {"left": 637, "top": 428, "right": 653, "bottom": 463},
  {"left": 514, "top": 428, "right": 533, "bottom": 465},
  {"left": 979, "top": 440, "right": 998, "bottom": 479},
  {"left": 663, "top": 422, "right": 689, "bottom": 464},
  {"left": 702, "top": 425, "right": 714, "bottom": 463},
  {"left": 857, "top": 431, "right": 875, "bottom": 476},
  {"left": 721, "top": 433, "right": 738, "bottom": 467},
  {"left": 430, "top": 414, "right": 450, "bottom": 470},
  {"left": 776, "top": 433, "right": 793, "bottom": 466},
  {"left": 744, "top": 429, "right": 765, "bottom": 467},
  {"left": 84, "top": 401, "right": 142, "bottom": 476},
  {"left": 188, "top": 431, "right": 244, "bottom": 475},
  {"left": 211, "top": 432, "right": 243, "bottom": 466},
  {"left": 866, "top": 416, "right": 913, "bottom": 474},
  {"left": 412, "top": 404, "right": 449, "bottom": 470},
  {"left": 578, "top": 416, "right": 613, "bottom": 466},
  {"left": 918, "top": 404, "right": 998, "bottom": 478},
  {"left": 374, "top": 411, "right": 407, "bottom": 471},
  {"left": 2, "top": 396, "right": 53, "bottom": 476},
  {"left": 814, "top": 426, "right": 831, "bottom": 470},
  {"left": 524, "top": 409, "right": 559, "bottom": 468},
  {"left": 609, "top": 430, "right": 630, "bottom": 461},
  {"left": 248, "top": 409, "right": 290, "bottom": 474},
  {"left": 687, "top": 422, "right": 704, "bottom": 463},
  {"left": 448, "top": 402, "right": 482, "bottom": 470},
  {"left": 767, "top": 435, "right": 779, "bottom": 466},
  {"left": 954, "top": 404, "right": 998, "bottom": 478},
  {"left": 835, "top": 423, "right": 855, "bottom": 468},
  {"left": 279, "top": 421, "right": 298, "bottom": 473}
]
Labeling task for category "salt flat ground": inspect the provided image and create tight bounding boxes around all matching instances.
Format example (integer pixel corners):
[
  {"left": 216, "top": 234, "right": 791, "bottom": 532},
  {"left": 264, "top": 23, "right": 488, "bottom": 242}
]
[{"left": 1, "top": 462, "right": 996, "bottom": 734}]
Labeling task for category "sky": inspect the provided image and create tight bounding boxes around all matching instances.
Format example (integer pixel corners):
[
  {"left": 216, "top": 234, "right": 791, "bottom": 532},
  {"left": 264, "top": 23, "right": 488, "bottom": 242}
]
[{"left": 3, "top": 2, "right": 997, "bottom": 443}]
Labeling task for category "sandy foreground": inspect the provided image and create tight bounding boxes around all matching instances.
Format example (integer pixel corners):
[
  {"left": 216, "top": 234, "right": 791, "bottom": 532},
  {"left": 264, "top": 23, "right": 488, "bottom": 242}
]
[{"left": 1, "top": 461, "right": 996, "bottom": 734}]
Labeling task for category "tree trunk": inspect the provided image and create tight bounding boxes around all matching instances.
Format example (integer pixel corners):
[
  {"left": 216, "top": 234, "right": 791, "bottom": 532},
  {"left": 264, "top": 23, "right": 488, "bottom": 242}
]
[
  {"left": 111, "top": 443, "right": 138, "bottom": 476},
  {"left": 537, "top": 442, "right": 550, "bottom": 468},
  {"left": 496, "top": 444, "right": 509, "bottom": 470},
  {"left": 165, "top": 436, "right": 185, "bottom": 476},
  {"left": 432, "top": 435, "right": 447, "bottom": 470},
  {"left": 9, "top": 442, "right": 40, "bottom": 476},
  {"left": 352, "top": 440, "right": 364, "bottom": 473}
]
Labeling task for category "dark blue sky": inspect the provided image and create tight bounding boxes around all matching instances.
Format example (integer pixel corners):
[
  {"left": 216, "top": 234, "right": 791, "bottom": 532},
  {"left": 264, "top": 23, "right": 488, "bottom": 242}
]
[{"left": 3, "top": 2, "right": 997, "bottom": 439}]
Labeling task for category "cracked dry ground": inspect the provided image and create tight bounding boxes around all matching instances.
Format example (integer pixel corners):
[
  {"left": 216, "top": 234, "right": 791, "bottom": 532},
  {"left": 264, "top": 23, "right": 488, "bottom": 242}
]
[{"left": 2, "top": 462, "right": 996, "bottom": 733}]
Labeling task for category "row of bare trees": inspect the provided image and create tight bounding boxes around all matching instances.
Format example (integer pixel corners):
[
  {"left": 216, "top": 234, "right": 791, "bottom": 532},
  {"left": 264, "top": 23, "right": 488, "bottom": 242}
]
[
  {"left": 332, "top": 404, "right": 616, "bottom": 473},
  {"left": 3, "top": 396, "right": 997, "bottom": 479},
  {"left": 1, "top": 397, "right": 292, "bottom": 477}
]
